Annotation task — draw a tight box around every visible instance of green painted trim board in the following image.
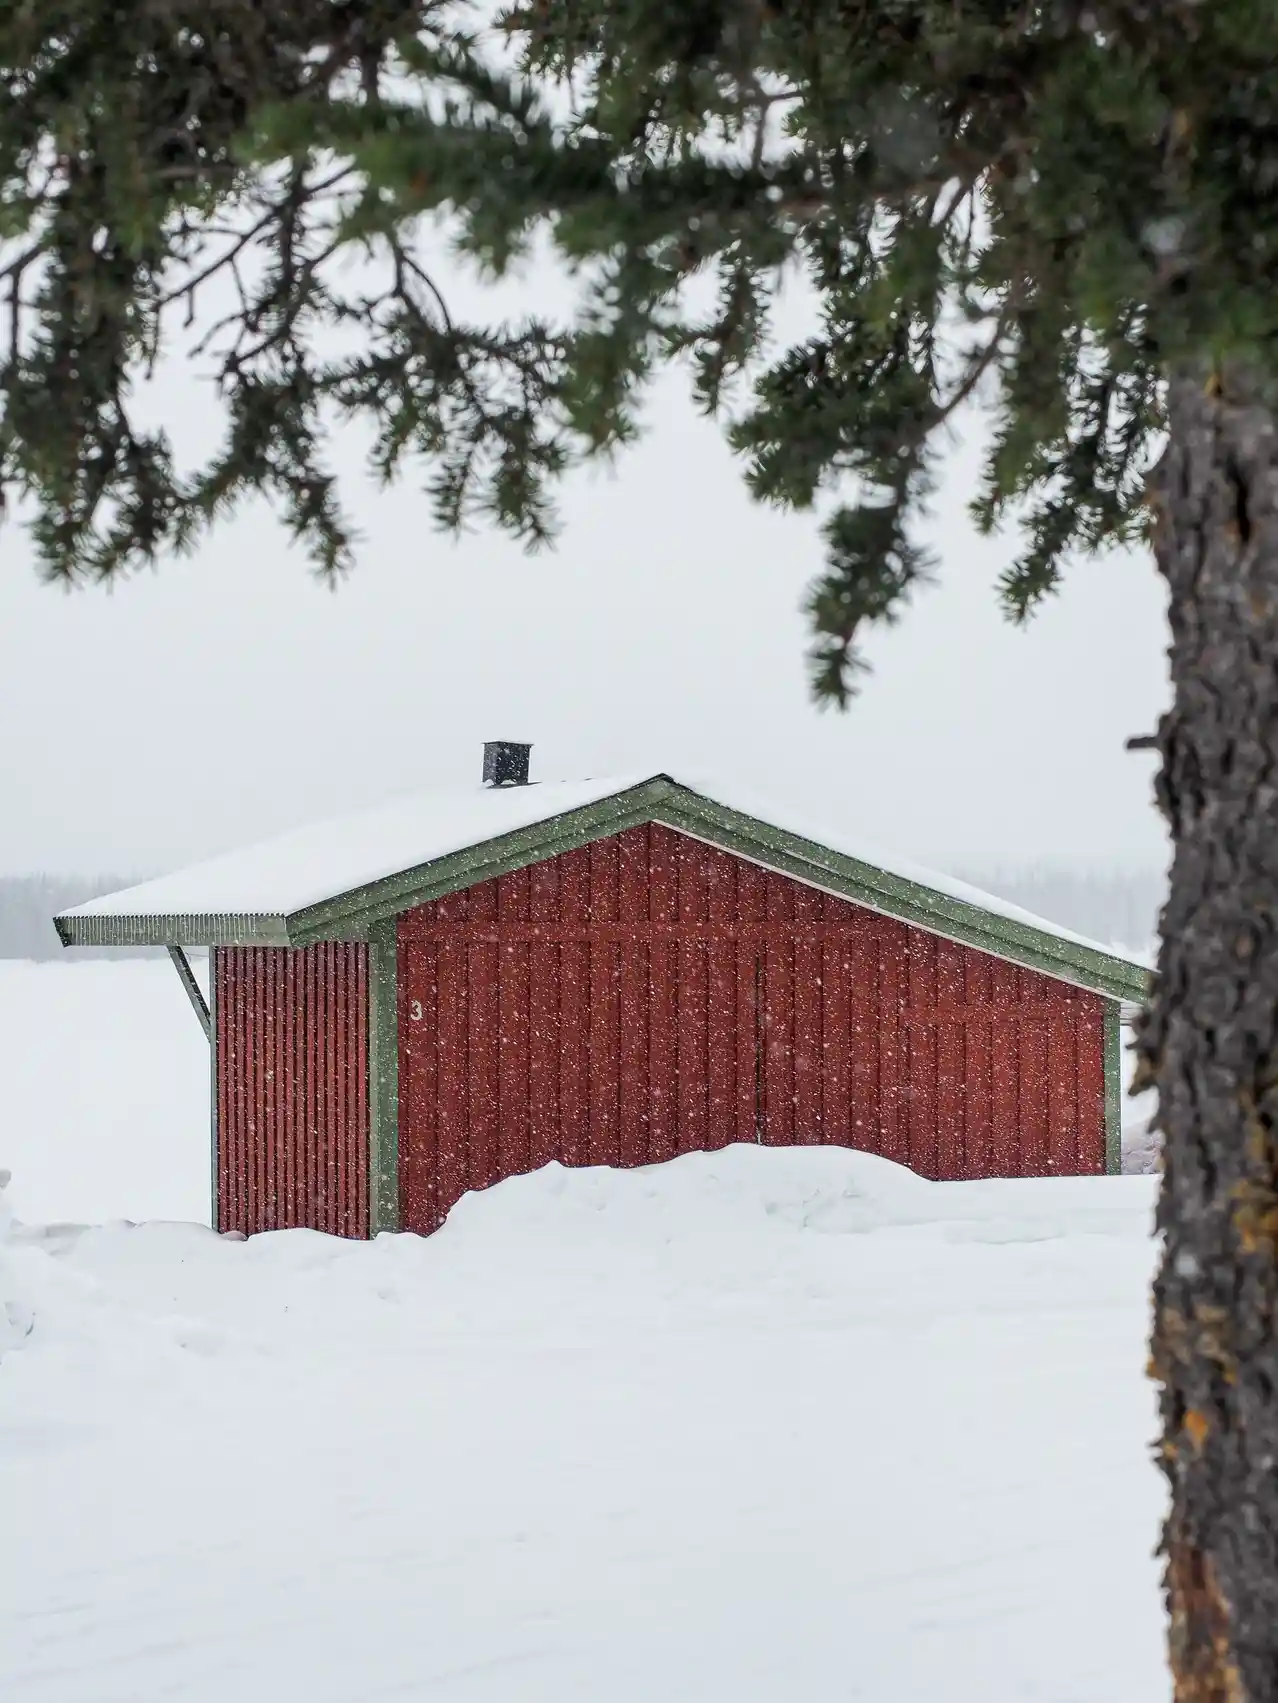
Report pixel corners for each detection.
[56,912,288,949]
[287,788,670,944]
[1104,1002,1123,1176]
[368,925,400,1234]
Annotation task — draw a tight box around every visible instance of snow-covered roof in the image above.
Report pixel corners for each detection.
[55,770,1150,999]
[64,775,644,922]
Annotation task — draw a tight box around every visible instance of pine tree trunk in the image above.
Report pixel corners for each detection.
[1143,368,1278,1703]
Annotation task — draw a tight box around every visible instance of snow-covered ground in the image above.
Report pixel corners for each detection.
[0,960,1166,1702]
[0,960,211,1224]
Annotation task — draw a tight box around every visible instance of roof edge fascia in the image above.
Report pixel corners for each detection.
[54,912,289,948]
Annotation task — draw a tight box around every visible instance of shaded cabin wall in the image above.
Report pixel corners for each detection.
[213,944,369,1237]
[397,824,1108,1236]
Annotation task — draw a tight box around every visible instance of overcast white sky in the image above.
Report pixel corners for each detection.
[0,244,1170,880]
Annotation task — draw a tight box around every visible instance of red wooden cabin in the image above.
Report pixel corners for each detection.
[57,748,1147,1238]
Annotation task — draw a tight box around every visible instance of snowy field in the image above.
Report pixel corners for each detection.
[1,960,1166,1702]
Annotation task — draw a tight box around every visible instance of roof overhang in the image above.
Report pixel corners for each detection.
[55,776,1151,1005]
[54,911,289,949]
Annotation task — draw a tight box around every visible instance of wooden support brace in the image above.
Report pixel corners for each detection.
[167,944,211,1041]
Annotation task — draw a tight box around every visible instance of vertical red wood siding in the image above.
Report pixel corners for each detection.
[397,824,1107,1234]
[214,944,369,1237]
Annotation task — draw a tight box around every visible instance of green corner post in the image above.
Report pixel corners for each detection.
[1103,1000,1123,1176]
[368,921,401,1234]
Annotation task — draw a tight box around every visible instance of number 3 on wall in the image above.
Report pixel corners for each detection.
[409,999,424,1022]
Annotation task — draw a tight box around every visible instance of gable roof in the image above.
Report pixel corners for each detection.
[55,771,1150,1003]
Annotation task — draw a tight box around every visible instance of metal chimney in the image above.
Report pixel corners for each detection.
[482,741,532,787]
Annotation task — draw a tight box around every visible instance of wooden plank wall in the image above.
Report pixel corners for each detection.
[397,824,1105,1235]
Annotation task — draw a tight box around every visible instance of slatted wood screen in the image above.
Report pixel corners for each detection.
[214,944,369,1237]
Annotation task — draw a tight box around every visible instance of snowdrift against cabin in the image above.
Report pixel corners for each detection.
[54,766,1149,1237]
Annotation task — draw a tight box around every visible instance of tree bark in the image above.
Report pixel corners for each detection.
[1142,367,1278,1703]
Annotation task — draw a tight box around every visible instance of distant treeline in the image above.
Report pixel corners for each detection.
[0,867,1165,962]
[0,875,159,961]
[961,866,1164,957]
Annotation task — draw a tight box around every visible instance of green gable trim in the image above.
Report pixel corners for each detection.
[1104,1002,1123,1176]
[652,790,1150,1004]
[54,776,1149,1004]
[285,783,675,944]
[283,777,1143,1001]
[368,923,400,1235]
